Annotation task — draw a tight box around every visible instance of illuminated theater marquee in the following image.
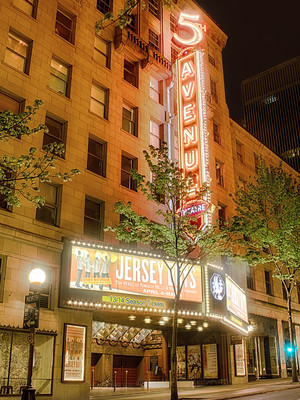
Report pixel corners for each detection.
[69,245,202,303]
[175,13,210,229]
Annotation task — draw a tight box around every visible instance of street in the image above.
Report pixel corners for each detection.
[89,386,300,400]
[233,388,300,400]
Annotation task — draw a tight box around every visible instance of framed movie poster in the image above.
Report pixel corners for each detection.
[234,343,246,376]
[177,346,186,379]
[187,345,201,379]
[62,324,86,382]
[203,343,218,379]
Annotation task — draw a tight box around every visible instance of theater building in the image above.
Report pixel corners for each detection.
[0,0,299,399]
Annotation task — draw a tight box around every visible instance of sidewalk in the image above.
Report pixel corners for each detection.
[90,377,300,399]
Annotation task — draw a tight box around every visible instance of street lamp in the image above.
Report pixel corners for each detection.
[21,268,46,400]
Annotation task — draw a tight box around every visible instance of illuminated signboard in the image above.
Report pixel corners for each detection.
[70,245,202,303]
[175,13,211,230]
[226,276,248,323]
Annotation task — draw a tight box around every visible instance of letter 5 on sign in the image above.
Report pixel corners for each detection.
[172,13,205,48]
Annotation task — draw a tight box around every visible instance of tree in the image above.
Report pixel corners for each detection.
[220,162,300,382]
[106,144,216,400]
[95,0,174,32]
[0,100,79,207]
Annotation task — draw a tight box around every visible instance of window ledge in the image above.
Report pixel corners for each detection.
[2,61,30,78]
[120,128,139,139]
[53,32,75,47]
[122,79,139,90]
[91,57,111,71]
[120,185,138,194]
[88,110,110,123]
[11,4,37,21]
[148,96,164,107]
[85,168,107,180]
[46,86,71,101]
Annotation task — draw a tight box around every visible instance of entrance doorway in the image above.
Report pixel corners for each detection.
[113,355,142,387]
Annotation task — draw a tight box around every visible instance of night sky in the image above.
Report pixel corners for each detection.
[197,0,300,120]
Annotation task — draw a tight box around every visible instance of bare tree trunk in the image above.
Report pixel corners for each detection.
[287,295,299,382]
[170,295,179,400]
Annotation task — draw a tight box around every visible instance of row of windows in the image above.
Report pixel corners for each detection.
[247,266,300,303]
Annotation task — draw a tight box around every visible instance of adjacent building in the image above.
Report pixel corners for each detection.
[0,1,299,400]
[241,56,300,172]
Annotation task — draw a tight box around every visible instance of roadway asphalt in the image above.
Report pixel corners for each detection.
[89,377,300,400]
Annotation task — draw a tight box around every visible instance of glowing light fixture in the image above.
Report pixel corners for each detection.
[28,268,46,285]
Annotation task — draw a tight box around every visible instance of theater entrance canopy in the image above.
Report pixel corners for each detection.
[60,239,249,336]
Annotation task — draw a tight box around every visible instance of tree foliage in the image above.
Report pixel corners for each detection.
[0,100,80,207]
[95,0,174,32]
[220,162,300,382]
[223,163,300,288]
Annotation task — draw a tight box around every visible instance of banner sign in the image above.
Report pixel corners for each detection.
[62,324,86,382]
[203,343,218,379]
[70,246,202,303]
[226,276,248,323]
[23,293,40,329]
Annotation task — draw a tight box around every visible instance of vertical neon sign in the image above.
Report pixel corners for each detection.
[174,14,211,230]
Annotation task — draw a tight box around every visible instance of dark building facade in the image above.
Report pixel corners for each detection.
[241,57,300,172]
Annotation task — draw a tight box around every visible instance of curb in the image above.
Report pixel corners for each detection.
[180,382,300,400]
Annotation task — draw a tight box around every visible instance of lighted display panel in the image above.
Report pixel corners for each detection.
[226,276,248,323]
[70,245,202,303]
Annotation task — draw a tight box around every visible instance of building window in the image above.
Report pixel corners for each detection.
[49,58,71,97]
[121,153,137,191]
[87,136,107,177]
[218,203,226,228]
[84,196,105,240]
[150,120,163,148]
[282,281,287,301]
[150,77,163,104]
[36,183,60,226]
[246,265,255,290]
[149,0,160,19]
[29,281,52,309]
[170,13,177,33]
[210,78,218,103]
[4,30,32,74]
[0,329,55,395]
[12,0,36,17]
[55,8,75,43]
[208,46,216,67]
[237,177,247,191]
[97,0,111,14]
[124,59,138,88]
[149,29,160,52]
[254,153,260,173]
[128,13,137,33]
[0,91,23,113]
[171,47,178,64]
[122,104,138,136]
[264,270,273,296]
[43,115,67,158]
[297,285,300,304]
[94,36,110,68]
[213,122,221,144]
[215,160,224,187]
[236,141,244,163]
[90,83,109,119]
[0,256,7,302]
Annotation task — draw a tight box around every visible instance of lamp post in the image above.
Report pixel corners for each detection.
[21,268,46,400]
